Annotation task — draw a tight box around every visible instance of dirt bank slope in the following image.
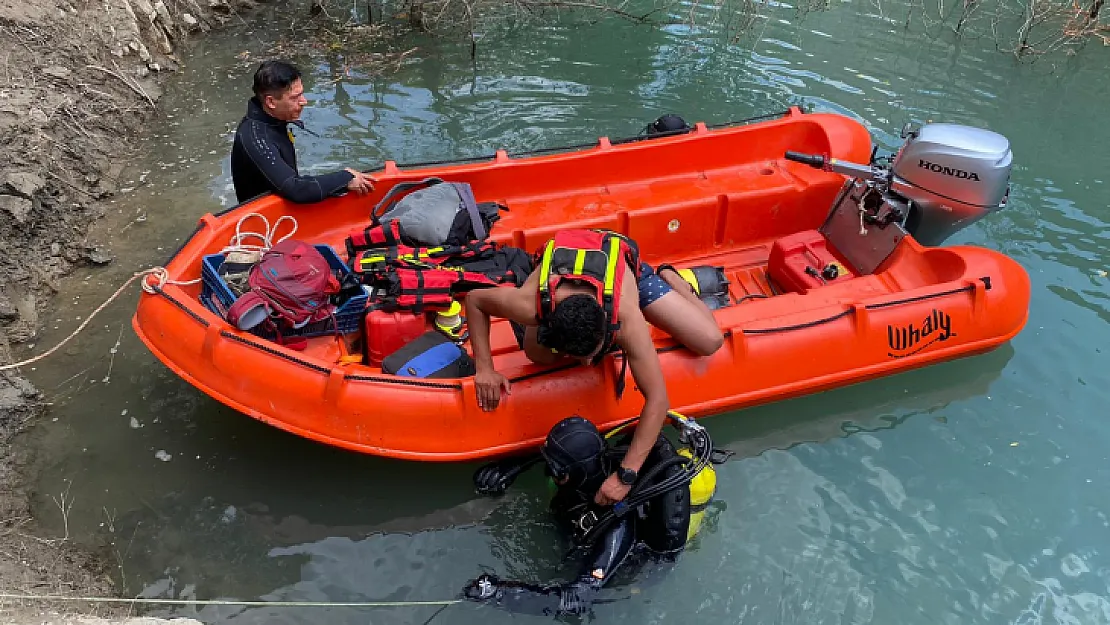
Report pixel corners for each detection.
[1,0,261,622]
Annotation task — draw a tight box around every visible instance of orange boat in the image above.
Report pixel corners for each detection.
[132,107,1030,461]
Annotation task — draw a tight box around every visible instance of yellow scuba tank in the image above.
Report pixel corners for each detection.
[678,447,717,541]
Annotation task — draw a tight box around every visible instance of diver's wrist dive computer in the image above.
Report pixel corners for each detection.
[616,466,637,485]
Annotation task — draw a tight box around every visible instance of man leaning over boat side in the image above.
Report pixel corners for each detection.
[230,59,375,205]
[464,229,726,507]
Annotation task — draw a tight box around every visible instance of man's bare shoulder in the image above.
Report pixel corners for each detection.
[520,266,541,291]
[616,264,644,320]
[513,269,541,305]
[481,269,540,324]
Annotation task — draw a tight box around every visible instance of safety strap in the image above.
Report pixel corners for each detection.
[354,240,498,274]
[451,182,486,240]
[614,352,629,399]
[599,234,623,355]
[536,239,557,318]
[601,235,621,299]
[355,245,448,272]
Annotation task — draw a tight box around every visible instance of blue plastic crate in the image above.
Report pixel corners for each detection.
[200,244,367,339]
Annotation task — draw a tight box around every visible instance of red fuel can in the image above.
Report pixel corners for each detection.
[768,230,855,294]
[364,309,429,367]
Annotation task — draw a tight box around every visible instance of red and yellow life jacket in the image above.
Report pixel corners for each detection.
[366,267,504,314]
[346,222,527,314]
[345,221,408,257]
[533,229,642,358]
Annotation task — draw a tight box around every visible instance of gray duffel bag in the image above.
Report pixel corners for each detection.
[371,177,502,246]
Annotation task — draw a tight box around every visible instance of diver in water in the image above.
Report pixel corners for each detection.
[460,412,724,616]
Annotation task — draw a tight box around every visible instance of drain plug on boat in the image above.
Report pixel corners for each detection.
[668,219,680,233]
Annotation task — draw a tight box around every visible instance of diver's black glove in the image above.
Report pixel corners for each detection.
[463,574,501,602]
[473,457,537,496]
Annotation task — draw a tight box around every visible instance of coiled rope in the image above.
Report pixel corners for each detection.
[0,592,460,608]
[0,213,296,373]
[218,213,297,255]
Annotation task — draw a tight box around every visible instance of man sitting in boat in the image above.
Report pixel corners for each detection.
[230,59,376,204]
[465,228,726,507]
[462,413,720,616]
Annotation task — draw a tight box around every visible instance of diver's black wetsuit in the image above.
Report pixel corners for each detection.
[468,515,639,616]
[465,433,693,617]
[230,97,354,204]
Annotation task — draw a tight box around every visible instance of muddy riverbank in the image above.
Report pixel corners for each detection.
[0,0,262,621]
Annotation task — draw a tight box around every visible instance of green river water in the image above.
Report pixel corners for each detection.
[18,1,1110,623]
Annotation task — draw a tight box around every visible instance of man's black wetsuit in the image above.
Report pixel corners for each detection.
[230,97,354,204]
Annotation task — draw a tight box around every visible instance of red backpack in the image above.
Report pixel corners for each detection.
[226,239,341,338]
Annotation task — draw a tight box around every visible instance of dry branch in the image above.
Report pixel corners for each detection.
[86,64,156,108]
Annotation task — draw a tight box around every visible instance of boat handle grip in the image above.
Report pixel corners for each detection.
[784,151,826,169]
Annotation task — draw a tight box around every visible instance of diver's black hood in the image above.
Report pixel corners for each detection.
[541,417,609,498]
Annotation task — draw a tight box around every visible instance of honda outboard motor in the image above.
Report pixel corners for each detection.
[783,121,1013,274]
[890,123,1012,245]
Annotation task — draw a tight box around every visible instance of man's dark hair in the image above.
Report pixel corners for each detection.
[253,60,301,99]
[537,294,607,357]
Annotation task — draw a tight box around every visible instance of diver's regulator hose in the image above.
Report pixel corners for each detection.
[577,421,714,544]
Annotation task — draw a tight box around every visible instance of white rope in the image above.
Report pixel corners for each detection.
[0,268,197,372]
[218,213,297,255]
[0,592,460,608]
[0,213,300,372]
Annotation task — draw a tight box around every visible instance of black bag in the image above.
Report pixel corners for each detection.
[382,331,477,379]
[454,246,534,287]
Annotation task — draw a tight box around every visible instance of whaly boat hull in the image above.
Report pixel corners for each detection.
[132,108,1030,461]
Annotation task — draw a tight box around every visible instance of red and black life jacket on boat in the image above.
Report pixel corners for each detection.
[533,229,642,359]
[365,267,504,313]
[345,221,408,257]
[345,223,530,314]
[350,240,497,275]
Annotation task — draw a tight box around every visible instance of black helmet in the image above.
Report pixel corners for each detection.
[646,114,692,136]
[540,416,609,495]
